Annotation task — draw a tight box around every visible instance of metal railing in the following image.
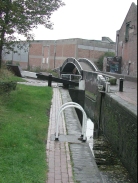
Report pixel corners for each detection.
[61,74,82,82]
[55,102,87,142]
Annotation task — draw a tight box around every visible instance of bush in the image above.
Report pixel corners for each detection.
[0,81,17,94]
[6,60,12,64]
[96,52,115,71]
[0,68,25,94]
[109,77,117,85]
[0,67,15,81]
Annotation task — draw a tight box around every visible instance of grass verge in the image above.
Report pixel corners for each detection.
[0,84,52,183]
[0,68,26,82]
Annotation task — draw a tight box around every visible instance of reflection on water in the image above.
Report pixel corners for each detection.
[86,118,94,157]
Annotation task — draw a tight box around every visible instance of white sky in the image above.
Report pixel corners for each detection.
[31,0,137,42]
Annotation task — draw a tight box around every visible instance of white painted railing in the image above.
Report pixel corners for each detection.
[55,102,87,142]
[61,74,82,81]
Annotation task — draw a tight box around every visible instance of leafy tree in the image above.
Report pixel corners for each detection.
[0,0,65,68]
[95,52,115,71]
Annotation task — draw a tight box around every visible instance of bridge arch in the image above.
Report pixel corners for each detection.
[60,57,82,75]
[60,57,99,75]
[78,58,99,72]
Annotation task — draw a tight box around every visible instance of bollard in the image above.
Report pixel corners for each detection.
[48,74,52,87]
[119,78,124,92]
[105,82,110,93]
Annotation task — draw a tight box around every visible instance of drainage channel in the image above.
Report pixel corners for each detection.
[86,119,135,183]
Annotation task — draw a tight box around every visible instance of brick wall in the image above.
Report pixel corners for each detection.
[116,3,137,77]
[49,58,54,69]
[29,43,42,55]
[43,46,49,58]
[42,46,49,70]
[78,49,90,58]
[56,45,63,57]
[12,61,28,70]
[62,44,76,57]
[49,45,54,57]
[78,49,110,63]
[27,39,115,71]
[29,58,42,69]
[55,59,64,69]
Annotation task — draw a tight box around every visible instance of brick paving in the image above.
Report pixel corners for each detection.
[46,87,74,183]
[110,80,137,107]
[115,80,137,106]
[109,80,137,115]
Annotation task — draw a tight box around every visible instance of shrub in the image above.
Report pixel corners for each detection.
[109,77,117,85]
[96,52,115,71]
[0,81,17,94]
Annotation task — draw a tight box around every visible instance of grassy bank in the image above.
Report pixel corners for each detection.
[0,68,25,82]
[0,84,52,183]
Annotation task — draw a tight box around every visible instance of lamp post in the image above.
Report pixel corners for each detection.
[54,40,56,69]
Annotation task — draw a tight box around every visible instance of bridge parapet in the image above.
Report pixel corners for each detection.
[78,58,99,72]
[60,57,82,75]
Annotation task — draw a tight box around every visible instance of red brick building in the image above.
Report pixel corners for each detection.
[3,37,115,71]
[116,2,137,77]
[28,37,115,71]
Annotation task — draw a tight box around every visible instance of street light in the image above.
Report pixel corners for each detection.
[54,40,56,69]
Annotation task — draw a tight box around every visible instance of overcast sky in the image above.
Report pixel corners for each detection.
[31,0,137,42]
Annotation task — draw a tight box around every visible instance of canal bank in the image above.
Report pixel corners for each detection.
[67,79,137,182]
[59,87,135,183]
[20,71,137,182]
[82,71,137,183]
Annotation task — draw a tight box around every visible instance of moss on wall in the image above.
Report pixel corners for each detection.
[85,92,137,182]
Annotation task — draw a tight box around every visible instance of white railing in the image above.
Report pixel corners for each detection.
[97,74,110,93]
[61,74,82,81]
[55,102,87,142]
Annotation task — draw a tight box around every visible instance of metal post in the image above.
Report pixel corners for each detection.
[48,74,52,87]
[97,92,103,137]
[105,82,110,93]
[119,78,124,92]
[54,41,56,69]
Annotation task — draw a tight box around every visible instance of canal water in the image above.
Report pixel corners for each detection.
[86,119,135,183]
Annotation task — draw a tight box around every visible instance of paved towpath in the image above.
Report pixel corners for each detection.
[45,86,104,183]
[46,87,74,183]
[109,79,137,115]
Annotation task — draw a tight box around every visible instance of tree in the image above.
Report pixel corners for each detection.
[95,52,115,71]
[0,0,65,68]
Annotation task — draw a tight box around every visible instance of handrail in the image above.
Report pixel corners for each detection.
[55,102,87,142]
[61,74,82,81]
[58,102,86,137]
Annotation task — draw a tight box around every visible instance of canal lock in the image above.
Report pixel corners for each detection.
[86,119,135,183]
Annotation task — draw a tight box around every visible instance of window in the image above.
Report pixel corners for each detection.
[125,22,131,42]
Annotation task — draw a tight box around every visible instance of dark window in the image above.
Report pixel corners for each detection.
[125,22,131,42]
